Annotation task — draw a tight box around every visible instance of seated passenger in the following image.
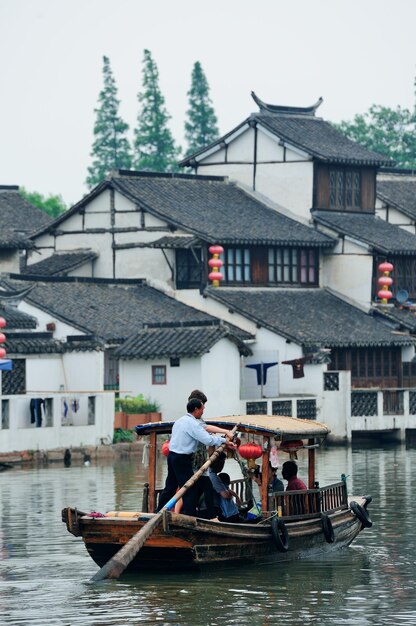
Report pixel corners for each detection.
[282,460,307,490]
[209,470,244,523]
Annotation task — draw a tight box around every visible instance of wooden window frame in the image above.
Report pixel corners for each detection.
[152,365,167,385]
[330,347,401,388]
[329,168,361,210]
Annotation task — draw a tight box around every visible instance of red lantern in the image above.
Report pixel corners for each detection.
[378,262,394,273]
[0,347,7,358]
[378,289,393,301]
[238,442,262,468]
[161,440,170,457]
[208,245,224,255]
[377,276,393,287]
[208,271,223,282]
[0,333,6,344]
[208,258,224,268]
[0,317,6,328]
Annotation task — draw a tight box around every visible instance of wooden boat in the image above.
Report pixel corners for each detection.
[62,414,373,573]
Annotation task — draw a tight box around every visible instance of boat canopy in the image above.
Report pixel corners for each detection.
[135,414,330,441]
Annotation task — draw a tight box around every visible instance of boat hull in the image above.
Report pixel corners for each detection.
[62,500,367,572]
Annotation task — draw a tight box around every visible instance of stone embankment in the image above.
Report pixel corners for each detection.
[0,441,146,466]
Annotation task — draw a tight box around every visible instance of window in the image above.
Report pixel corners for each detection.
[331,347,400,388]
[176,249,201,289]
[268,248,318,286]
[329,169,361,210]
[152,365,166,385]
[222,248,251,283]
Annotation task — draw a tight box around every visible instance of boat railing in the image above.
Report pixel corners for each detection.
[268,481,349,520]
[143,480,348,519]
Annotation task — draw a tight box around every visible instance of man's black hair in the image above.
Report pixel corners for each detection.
[187,397,203,413]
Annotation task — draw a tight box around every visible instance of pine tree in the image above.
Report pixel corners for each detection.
[86,56,132,188]
[133,49,179,172]
[185,62,219,155]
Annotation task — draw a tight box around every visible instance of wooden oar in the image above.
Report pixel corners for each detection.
[91,425,238,581]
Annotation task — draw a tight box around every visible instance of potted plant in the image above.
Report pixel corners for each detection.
[114,394,161,429]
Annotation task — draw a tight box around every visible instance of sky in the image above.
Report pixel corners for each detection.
[1,0,415,207]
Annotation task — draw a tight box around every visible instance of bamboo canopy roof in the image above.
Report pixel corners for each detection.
[135,414,330,441]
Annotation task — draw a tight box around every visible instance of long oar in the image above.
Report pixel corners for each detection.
[91,425,238,581]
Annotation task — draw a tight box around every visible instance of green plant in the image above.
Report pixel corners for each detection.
[115,394,160,414]
[113,428,136,443]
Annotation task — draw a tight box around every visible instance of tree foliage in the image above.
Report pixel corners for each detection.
[133,49,179,171]
[336,104,416,168]
[19,188,67,218]
[86,56,132,188]
[185,62,219,155]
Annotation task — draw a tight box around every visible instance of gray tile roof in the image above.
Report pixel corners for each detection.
[114,324,251,359]
[3,277,227,343]
[0,186,52,249]
[23,250,98,276]
[0,304,37,329]
[206,287,415,348]
[312,210,416,255]
[373,304,416,334]
[377,172,416,220]
[37,173,334,248]
[109,173,334,247]
[180,94,392,168]
[4,331,104,355]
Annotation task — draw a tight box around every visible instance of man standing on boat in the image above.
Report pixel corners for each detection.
[157,399,236,516]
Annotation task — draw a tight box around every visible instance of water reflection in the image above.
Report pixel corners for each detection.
[1,446,416,625]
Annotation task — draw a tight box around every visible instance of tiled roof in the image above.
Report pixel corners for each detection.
[146,236,200,249]
[114,324,251,359]
[107,173,334,247]
[312,210,416,255]
[4,332,104,355]
[373,305,416,334]
[23,250,98,276]
[0,304,37,329]
[0,186,52,249]
[180,94,392,168]
[30,171,334,248]
[206,287,415,348]
[377,172,416,220]
[3,277,225,343]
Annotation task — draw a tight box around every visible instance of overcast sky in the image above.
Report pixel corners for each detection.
[1,0,415,206]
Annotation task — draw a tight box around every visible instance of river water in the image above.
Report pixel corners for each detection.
[0,444,415,626]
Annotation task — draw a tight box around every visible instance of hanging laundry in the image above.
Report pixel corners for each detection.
[29,398,44,427]
[281,356,313,379]
[245,362,278,385]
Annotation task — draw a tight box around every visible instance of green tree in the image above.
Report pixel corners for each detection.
[133,49,179,171]
[185,61,219,155]
[86,56,132,188]
[336,104,416,168]
[20,188,67,218]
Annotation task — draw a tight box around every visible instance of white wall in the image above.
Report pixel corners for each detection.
[321,370,351,442]
[321,242,374,308]
[0,391,115,453]
[119,338,242,421]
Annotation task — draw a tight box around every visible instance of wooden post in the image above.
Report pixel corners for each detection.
[148,432,157,513]
[308,438,315,488]
[261,437,269,512]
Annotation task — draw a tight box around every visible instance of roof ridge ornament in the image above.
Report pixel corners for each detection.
[251,91,323,116]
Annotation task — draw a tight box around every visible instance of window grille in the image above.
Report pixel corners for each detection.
[296,399,317,420]
[246,401,267,415]
[324,372,339,391]
[2,359,26,395]
[272,400,292,416]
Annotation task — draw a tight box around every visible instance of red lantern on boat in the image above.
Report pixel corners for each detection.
[279,440,304,460]
[238,442,262,469]
[161,440,170,457]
